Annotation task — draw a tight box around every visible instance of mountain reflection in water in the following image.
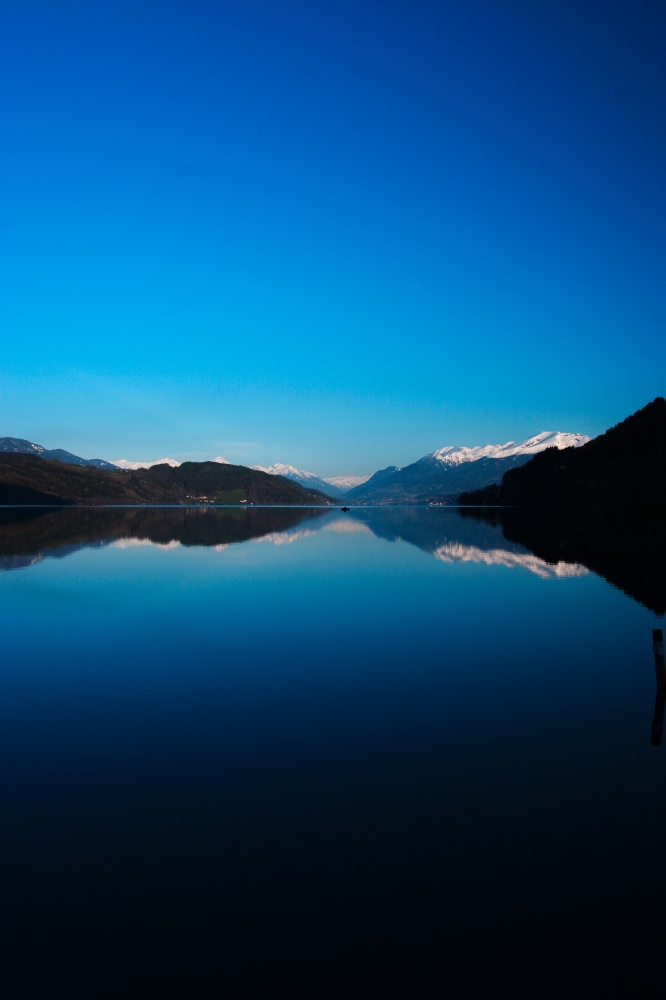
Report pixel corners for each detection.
[461,506,666,616]
[0,504,583,575]
[2,503,666,998]
[2,504,664,612]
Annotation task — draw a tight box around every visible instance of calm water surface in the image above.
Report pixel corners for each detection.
[2,506,665,997]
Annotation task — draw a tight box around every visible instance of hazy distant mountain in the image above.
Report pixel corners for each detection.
[0,436,118,470]
[346,432,589,505]
[252,463,349,497]
[324,475,371,491]
[113,456,230,470]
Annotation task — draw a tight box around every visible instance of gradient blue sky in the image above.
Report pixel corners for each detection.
[2,0,664,474]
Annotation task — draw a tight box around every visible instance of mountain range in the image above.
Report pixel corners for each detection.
[0,455,332,506]
[344,431,589,504]
[1,429,590,505]
[249,432,589,501]
[0,437,118,470]
[110,438,593,504]
[113,456,230,470]
[110,459,370,495]
[251,463,370,496]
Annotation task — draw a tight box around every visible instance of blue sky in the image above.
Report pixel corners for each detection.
[2,0,664,474]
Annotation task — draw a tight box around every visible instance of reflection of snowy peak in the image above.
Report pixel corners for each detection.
[254,527,319,546]
[432,542,588,579]
[429,432,589,467]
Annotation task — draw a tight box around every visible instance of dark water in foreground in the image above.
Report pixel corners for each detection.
[2,506,665,997]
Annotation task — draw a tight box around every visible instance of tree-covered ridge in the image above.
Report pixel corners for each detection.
[0,454,334,506]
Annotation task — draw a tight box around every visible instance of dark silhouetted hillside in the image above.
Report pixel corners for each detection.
[0,454,333,506]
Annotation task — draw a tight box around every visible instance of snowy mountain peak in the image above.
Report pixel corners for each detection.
[252,463,317,480]
[324,475,371,490]
[428,431,590,467]
[251,463,366,496]
[0,437,47,455]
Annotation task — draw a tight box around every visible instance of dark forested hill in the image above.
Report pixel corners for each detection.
[460,398,666,514]
[0,454,334,506]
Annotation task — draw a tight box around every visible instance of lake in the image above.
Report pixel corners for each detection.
[2,505,665,998]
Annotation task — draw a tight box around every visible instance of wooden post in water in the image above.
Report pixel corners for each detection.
[651,629,666,748]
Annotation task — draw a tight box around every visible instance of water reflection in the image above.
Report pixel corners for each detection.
[346,506,588,577]
[461,506,666,616]
[1,504,664,614]
[652,629,666,747]
[0,505,329,569]
[2,504,665,997]
[0,505,586,577]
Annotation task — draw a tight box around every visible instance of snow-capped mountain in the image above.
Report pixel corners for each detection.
[251,463,341,496]
[251,464,370,496]
[324,474,371,491]
[113,456,230,470]
[252,462,315,479]
[0,436,117,469]
[345,430,590,504]
[429,431,590,468]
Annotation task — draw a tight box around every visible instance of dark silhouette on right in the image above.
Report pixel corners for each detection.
[459,398,666,616]
[459,397,666,516]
